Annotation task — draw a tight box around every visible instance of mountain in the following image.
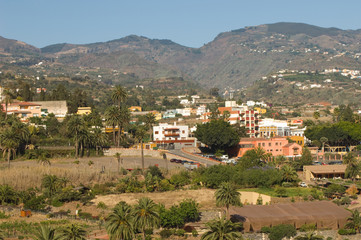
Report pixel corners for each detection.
[1,22,361,89]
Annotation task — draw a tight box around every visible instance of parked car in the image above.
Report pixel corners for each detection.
[170,158,177,163]
[220,155,229,160]
[300,182,308,187]
[175,159,182,163]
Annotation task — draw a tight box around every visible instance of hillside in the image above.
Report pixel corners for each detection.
[1,22,361,90]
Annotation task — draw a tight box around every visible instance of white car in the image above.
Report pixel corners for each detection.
[220,155,229,160]
[299,182,308,187]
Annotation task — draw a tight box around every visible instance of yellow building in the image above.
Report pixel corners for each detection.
[259,126,277,138]
[254,107,267,114]
[77,107,92,115]
[289,136,304,147]
[129,106,142,112]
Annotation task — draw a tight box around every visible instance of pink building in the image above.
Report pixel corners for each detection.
[3,102,42,122]
[238,137,302,158]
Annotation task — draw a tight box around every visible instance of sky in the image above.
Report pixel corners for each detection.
[1,0,361,48]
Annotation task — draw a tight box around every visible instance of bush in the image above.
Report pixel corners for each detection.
[159,229,173,239]
[192,229,198,237]
[170,171,191,188]
[260,226,271,233]
[146,165,164,179]
[268,224,296,240]
[281,182,294,188]
[275,186,288,197]
[24,195,46,211]
[159,199,200,228]
[299,223,316,232]
[338,228,356,235]
[341,196,351,205]
[174,229,185,236]
[0,211,10,219]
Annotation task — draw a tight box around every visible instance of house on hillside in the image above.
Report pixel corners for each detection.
[4,101,41,121]
[32,101,67,118]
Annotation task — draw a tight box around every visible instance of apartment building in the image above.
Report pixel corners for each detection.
[153,122,196,149]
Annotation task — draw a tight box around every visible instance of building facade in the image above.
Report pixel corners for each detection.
[153,122,195,149]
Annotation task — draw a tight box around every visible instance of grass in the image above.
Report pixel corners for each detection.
[238,187,314,198]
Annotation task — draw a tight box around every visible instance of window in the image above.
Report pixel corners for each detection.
[155,131,159,134]
[182,130,185,134]
[268,143,271,147]
[275,142,278,146]
[262,143,265,147]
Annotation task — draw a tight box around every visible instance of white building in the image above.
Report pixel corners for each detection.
[196,105,207,116]
[153,122,195,149]
[259,118,290,137]
[176,108,191,117]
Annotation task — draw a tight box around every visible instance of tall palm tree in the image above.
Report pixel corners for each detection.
[106,201,134,240]
[33,224,60,240]
[133,197,160,240]
[344,152,360,182]
[135,126,147,171]
[281,165,298,182]
[295,231,324,240]
[0,127,19,168]
[105,106,120,146]
[58,224,86,240]
[215,182,241,219]
[201,217,242,240]
[2,89,13,120]
[117,106,130,147]
[345,209,361,233]
[67,115,84,158]
[93,128,108,156]
[143,113,156,141]
[112,85,128,108]
[254,146,272,162]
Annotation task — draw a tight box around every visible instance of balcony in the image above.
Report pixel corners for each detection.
[164,133,180,137]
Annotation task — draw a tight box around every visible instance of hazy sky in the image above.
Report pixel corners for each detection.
[1,0,361,48]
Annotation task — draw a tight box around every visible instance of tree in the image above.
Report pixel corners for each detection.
[117,106,130,146]
[105,106,120,146]
[215,182,241,219]
[201,217,242,240]
[66,115,84,158]
[133,197,160,240]
[92,128,108,156]
[42,174,61,198]
[313,111,320,119]
[2,89,14,120]
[0,184,18,205]
[58,224,86,240]
[209,88,219,97]
[344,153,360,182]
[345,209,361,233]
[112,85,128,108]
[134,126,147,171]
[195,119,240,152]
[143,113,156,141]
[106,202,134,240]
[281,165,298,183]
[0,127,20,168]
[33,224,60,240]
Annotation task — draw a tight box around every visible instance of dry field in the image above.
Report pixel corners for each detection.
[93,188,217,209]
[0,155,182,190]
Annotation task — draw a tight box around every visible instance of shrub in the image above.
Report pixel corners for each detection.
[159,229,173,239]
[158,179,175,192]
[0,211,10,219]
[24,195,46,211]
[96,202,107,210]
[338,228,356,235]
[341,196,351,205]
[174,229,185,236]
[275,186,288,197]
[147,165,164,179]
[170,171,191,187]
[260,226,271,233]
[268,224,296,240]
[299,223,316,232]
[281,182,294,188]
[191,229,198,237]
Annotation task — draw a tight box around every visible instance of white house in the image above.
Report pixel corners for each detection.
[153,122,195,149]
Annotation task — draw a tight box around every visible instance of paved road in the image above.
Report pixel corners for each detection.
[169,149,219,166]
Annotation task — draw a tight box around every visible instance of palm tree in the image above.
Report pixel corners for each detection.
[134,126,147,171]
[93,128,108,156]
[0,184,18,205]
[112,85,128,108]
[0,230,4,240]
[133,197,160,240]
[0,128,19,168]
[345,209,361,233]
[117,106,130,147]
[201,217,243,240]
[2,89,13,120]
[215,182,241,219]
[295,231,324,240]
[344,153,360,182]
[115,153,122,174]
[253,146,272,162]
[58,224,86,240]
[105,106,120,146]
[281,165,298,182]
[42,174,61,198]
[67,115,84,158]
[105,201,134,240]
[33,224,60,240]
[143,113,156,141]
